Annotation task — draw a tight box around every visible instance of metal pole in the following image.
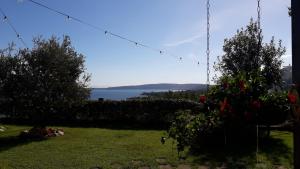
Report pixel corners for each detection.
[292,0,300,168]
[206,0,210,91]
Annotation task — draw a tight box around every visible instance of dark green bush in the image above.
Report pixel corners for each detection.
[73,99,202,127]
[0,99,202,128]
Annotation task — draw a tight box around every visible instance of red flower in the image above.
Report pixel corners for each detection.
[199,95,206,103]
[220,98,229,114]
[223,82,229,89]
[251,100,261,110]
[239,80,245,92]
[288,92,297,104]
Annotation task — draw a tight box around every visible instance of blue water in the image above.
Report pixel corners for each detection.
[90,89,167,100]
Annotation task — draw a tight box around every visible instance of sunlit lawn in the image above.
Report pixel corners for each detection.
[0,125,293,169]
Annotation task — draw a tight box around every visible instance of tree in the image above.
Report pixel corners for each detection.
[215,19,286,88]
[0,36,90,127]
[0,43,20,117]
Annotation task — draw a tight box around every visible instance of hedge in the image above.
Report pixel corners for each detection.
[0,99,203,128]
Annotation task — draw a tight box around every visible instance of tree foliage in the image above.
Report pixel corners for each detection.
[0,36,90,126]
[215,19,286,88]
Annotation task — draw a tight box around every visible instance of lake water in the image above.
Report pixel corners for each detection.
[90,89,167,100]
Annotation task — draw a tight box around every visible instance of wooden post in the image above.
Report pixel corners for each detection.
[292,0,300,168]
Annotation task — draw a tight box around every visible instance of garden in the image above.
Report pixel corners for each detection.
[0,18,298,169]
[0,125,293,169]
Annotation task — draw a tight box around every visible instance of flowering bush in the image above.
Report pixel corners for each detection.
[288,85,300,121]
[165,72,290,154]
[208,73,266,125]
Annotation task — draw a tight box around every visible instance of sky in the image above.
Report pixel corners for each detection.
[0,0,291,87]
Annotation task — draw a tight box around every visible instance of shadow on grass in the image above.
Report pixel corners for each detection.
[1,118,170,130]
[0,119,170,131]
[0,136,46,153]
[189,136,292,168]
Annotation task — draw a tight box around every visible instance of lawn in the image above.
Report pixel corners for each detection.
[0,125,293,169]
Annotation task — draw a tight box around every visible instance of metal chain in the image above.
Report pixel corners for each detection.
[257,0,261,31]
[257,0,262,59]
[256,0,261,164]
[206,0,210,91]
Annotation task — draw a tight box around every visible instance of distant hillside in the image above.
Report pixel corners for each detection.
[100,83,207,91]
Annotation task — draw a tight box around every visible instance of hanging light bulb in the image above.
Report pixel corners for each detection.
[135,42,138,46]
[17,34,20,38]
[65,15,71,21]
[3,16,7,22]
[159,51,163,54]
[179,57,182,60]
[104,30,108,35]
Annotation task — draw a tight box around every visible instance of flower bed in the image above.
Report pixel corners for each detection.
[19,127,64,139]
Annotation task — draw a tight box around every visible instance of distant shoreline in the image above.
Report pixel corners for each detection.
[91,83,206,91]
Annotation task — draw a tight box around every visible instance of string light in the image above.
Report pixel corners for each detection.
[1,0,208,67]
[24,0,206,64]
[0,7,28,48]
[66,15,71,21]
[3,15,7,22]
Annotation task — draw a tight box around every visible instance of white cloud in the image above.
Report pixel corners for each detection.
[163,2,244,48]
[164,33,205,47]
[163,0,289,49]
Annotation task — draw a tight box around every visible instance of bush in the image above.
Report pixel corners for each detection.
[165,73,291,154]
[166,110,222,155]
[0,99,202,129]
[72,99,202,128]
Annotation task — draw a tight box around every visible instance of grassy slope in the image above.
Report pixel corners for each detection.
[0,125,293,169]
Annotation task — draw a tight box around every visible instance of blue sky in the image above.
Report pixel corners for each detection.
[0,0,291,87]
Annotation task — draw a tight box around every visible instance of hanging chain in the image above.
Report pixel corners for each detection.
[257,0,262,59]
[257,0,261,31]
[256,0,261,164]
[206,0,210,91]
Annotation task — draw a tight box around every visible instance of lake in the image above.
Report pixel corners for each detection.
[90,89,167,100]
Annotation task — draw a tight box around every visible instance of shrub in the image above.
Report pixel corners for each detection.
[166,109,222,156]
[72,99,202,128]
[165,73,290,154]
[1,99,202,128]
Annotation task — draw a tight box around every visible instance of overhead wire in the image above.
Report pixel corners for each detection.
[0,7,28,48]
[26,0,195,63]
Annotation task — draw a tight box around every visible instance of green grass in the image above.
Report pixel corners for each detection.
[0,125,294,169]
